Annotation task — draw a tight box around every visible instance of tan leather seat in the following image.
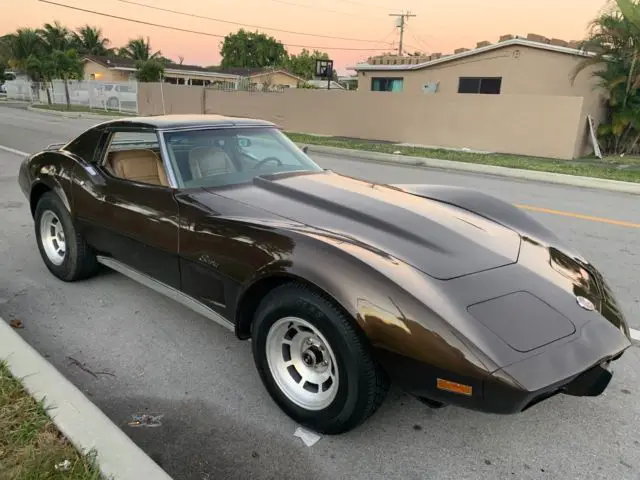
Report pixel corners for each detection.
[108,149,169,186]
[188,146,233,179]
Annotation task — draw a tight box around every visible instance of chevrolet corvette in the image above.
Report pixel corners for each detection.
[17,114,632,434]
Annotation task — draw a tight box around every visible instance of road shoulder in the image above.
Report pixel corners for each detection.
[27,104,124,121]
[0,316,173,480]
[301,144,640,195]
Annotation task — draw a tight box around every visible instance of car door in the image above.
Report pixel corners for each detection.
[72,126,181,289]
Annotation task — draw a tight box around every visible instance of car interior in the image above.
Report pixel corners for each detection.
[99,128,320,189]
[106,148,169,186]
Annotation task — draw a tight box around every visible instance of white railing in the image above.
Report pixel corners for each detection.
[2,79,139,114]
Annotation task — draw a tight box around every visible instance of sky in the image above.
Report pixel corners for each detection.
[2,0,612,74]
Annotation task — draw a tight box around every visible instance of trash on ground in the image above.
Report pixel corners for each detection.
[128,413,164,428]
[9,319,23,329]
[293,426,321,447]
[54,459,71,471]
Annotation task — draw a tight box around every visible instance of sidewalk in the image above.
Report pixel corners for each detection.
[297,143,640,195]
[0,316,173,480]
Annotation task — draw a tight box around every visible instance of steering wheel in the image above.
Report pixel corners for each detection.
[253,156,283,169]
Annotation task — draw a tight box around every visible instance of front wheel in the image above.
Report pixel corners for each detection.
[251,282,389,434]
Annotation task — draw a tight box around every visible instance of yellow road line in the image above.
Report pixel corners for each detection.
[515,204,640,229]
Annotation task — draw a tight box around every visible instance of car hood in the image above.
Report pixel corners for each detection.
[209,170,522,280]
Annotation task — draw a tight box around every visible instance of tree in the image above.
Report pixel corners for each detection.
[4,28,45,73]
[73,25,113,56]
[219,29,288,68]
[286,49,333,80]
[571,0,640,154]
[50,49,84,109]
[38,21,73,52]
[134,59,165,82]
[24,54,56,104]
[0,34,12,65]
[118,37,162,61]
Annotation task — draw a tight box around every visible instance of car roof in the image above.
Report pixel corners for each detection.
[96,114,279,131]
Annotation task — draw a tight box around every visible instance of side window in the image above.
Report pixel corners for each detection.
[63,128,104,163]
[102,131,169,187]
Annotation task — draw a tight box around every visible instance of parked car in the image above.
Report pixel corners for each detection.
[95,83,137,109]
[17,114,633,434]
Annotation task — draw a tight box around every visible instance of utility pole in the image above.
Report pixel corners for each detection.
[388,11,416,56]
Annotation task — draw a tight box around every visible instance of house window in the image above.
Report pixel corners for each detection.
[371,77,404,92]
[458,77,502,94]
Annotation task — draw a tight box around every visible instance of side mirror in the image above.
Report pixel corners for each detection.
[302,145,309,154]
[238,137,252,147]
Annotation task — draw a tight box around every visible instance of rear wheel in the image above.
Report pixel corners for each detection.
[34,192,98,281]
[251,282,389,434]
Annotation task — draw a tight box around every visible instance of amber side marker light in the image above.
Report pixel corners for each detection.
[437,378,473,396]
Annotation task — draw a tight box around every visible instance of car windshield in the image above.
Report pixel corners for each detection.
[162,126,323,189]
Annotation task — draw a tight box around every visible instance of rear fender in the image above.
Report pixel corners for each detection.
[29,179,71,216]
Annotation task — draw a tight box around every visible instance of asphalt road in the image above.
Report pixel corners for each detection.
[1,105,639,480]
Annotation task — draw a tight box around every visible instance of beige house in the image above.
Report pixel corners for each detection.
[83,55,240,85]
[351,34,596,98]
[82,56,304,89]
[205,67,306,89]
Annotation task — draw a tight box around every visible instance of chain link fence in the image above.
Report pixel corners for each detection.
[1,79,139,114]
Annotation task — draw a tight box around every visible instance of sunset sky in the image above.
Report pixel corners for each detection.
[2,0,611,74]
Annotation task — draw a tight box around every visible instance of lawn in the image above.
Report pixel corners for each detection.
[286,132,640,184]
[0,361,102,479]
[31,103,134,116]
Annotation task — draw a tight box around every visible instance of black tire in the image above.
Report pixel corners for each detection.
[34,191,99,282]
[107,97,119,109]
[251,282,389,434]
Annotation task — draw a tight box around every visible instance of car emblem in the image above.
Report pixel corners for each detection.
[576,296,595,311]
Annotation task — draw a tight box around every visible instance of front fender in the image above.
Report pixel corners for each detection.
[236,226,500,380]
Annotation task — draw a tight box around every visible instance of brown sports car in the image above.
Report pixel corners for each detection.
[18,115,632,434]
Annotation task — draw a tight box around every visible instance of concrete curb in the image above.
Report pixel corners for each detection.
[0,317,173,480]
[300,144,640,195]
[27,104,125,121]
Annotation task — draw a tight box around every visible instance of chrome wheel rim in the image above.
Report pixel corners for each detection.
[39,210,66,265]
[265,317,339,411]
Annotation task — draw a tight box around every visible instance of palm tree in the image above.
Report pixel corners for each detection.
[73,25,113,56]
[36,22,84,110]
[50,49,84,109]
[0,34,12,64]
[118,37,161,61]
[4,28,45,72]
[570,0,640,154]
[38,21,72,52]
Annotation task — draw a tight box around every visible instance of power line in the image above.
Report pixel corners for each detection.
[115,0,391,44]
[405,26,431,53]
[331,0,401,11]
[261,0,389,19]
[37,0,392,51]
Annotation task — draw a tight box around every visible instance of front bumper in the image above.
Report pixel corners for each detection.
[375,313,630,414]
